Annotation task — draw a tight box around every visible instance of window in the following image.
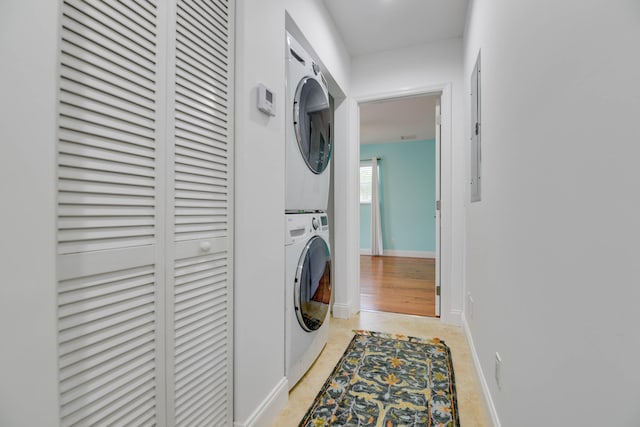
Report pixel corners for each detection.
[360,162,372,203]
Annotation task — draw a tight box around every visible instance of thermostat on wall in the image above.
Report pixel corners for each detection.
[257,83,275,116]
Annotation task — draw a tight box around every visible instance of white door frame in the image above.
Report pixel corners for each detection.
[349,82,453,322]
[435,100,442,316]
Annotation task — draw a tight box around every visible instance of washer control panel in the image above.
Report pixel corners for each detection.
[310,214,328,232]
[319,214,328,232]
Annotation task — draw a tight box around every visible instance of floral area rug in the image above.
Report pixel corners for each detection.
[299,330,459,427]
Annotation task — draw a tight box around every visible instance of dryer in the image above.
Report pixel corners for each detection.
[285,32,333,212]
[285,212,332,389]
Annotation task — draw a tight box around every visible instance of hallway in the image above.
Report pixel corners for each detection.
[3,1,639,426]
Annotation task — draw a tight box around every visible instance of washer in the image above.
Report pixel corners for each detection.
[285,32,333,212]
[285,212,332,389]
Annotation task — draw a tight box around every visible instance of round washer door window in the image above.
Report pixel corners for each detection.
[294,236,332,332]
[293,77,332,175]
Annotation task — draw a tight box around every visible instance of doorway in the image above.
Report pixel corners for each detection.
[357,93,442,317]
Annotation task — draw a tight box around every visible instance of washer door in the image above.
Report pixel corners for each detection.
[294,236,332,332]
[293,77,332,174]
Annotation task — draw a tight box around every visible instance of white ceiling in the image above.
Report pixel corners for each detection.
[322,0,469,57]
[321,0,467,145]
[359,95,439,144]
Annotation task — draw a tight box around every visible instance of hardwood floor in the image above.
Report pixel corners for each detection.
[360,255,436,317]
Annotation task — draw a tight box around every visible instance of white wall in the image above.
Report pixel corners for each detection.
[0,1,59,425]
[463,1,640,425]
[234,0,288,424]
[351,39,466,324]
[234,1,351,425]
[331,97,360,317]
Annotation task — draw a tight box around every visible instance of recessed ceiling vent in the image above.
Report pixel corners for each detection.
[400,134,417,140]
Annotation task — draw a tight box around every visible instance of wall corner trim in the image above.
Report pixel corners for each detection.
[462,315,502,427]
[332,302,351,319]
[234,377,288,427]
[441,309,462,326]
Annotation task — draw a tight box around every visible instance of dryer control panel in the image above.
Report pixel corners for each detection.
[319,214,328,232]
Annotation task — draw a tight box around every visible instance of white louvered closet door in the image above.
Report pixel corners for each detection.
[56,0,233,426]
[167,0,234,425]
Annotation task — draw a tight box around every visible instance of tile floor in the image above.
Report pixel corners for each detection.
[272,310,491,426]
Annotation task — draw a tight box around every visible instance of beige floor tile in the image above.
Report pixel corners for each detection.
[272,311,491,426]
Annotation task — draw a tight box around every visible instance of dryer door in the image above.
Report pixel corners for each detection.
[294,236,332,332]
[293,77,332,174]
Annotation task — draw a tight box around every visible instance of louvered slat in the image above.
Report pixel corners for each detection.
[175,134,228,158]
[173,249,229,426]
[174,0,230,244]
[175,16,227,76]
[59,83,155,124]
[62,1,156,71]
[176,74,227,107]
[59,165,154,189]
[57,0,161,425]
[178,0,228,53]
[58,265,157,426]
[58,0,158,255]
[175,112,227,144]
[81,0,156,43]
[58,116,155,150]
[59,53,154,103]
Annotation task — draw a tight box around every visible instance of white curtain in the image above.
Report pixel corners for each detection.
[370,158,383,256]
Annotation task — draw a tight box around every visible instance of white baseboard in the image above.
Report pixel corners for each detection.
[384,250,435,258]
[462,314,501,427]
[359,249,436,259]
[332,302,351,319]
[234,377,288,427]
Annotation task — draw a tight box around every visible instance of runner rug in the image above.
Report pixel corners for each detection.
[299,330,459,427]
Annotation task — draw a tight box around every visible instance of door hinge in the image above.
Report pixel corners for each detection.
[436,286,441,296]
[436,200,441,211]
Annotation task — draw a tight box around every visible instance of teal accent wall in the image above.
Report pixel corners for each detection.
[360,139,436,253]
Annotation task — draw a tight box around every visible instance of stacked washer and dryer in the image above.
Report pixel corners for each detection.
[284,32,333,389]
